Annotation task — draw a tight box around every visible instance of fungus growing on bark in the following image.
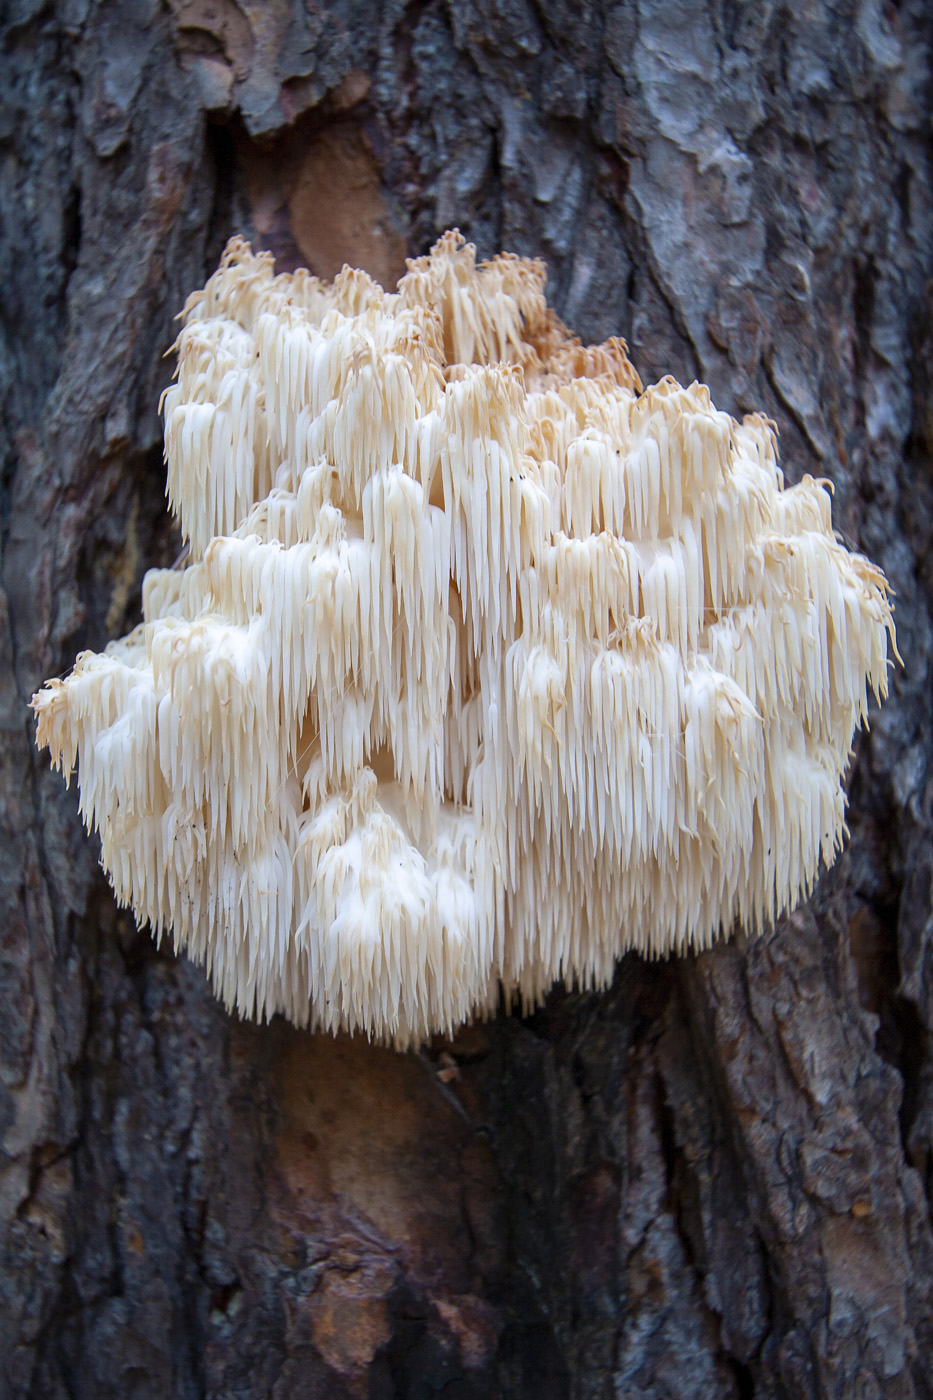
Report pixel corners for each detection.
[33,232,896,1046]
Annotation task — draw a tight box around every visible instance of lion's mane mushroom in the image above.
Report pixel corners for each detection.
[33,232,896,1046]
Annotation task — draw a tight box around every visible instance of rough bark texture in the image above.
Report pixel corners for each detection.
[2,1,932,1396]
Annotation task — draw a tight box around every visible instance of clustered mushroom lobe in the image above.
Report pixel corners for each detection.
[33,232,896,1047]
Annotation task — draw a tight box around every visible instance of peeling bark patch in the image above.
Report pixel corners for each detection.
[287,128,407,286]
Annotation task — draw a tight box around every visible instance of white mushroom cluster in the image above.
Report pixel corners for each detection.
[33,232,896,1046]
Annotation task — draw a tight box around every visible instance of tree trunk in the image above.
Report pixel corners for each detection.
[2,1,932,1395]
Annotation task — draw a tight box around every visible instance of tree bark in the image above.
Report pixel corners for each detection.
[2,1,932,1396]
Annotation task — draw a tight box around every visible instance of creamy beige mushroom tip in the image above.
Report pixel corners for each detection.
[32,230,897,1047]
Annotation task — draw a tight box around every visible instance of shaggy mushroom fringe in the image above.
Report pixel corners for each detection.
[33,232,896,1046]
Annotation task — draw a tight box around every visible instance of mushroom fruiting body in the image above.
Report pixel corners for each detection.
[33,233,896,1046]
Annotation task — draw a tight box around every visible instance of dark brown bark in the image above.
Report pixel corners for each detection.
[2,1,932,1395]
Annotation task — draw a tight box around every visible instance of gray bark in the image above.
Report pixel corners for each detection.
[1,0,932,1395]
